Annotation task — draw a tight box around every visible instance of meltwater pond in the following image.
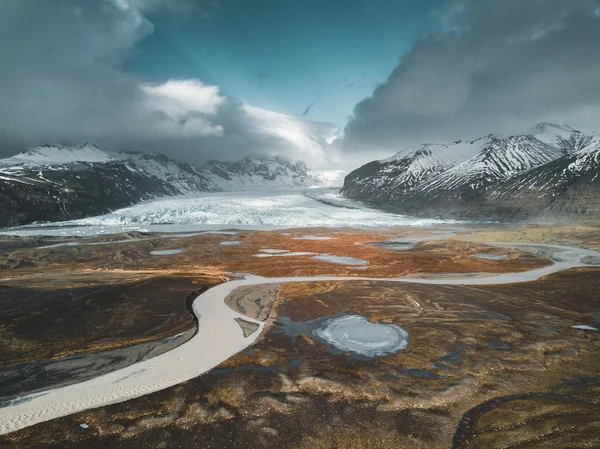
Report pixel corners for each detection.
[473,253,509,260]
[370,241,417,251]
[312,254,369,266]
[281,313,409,358]
[150,249,183,256]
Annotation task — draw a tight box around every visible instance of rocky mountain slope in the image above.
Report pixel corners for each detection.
[341,124,600,221]
[204,156,333,190]
[0,144,330,228]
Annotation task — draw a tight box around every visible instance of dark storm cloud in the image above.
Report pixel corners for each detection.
[344,0,600,153]
[0,0,336,167]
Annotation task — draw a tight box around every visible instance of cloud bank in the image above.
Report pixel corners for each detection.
[344,0,600,154]
[0,0,338,168]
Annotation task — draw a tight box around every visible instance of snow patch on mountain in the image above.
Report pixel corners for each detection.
[204,156,335,190]
[341,123,600,221]
[2,144,116,166]
[0,143,336,194]
[415,135,561,194]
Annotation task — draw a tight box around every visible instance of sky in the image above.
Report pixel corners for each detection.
[0,0,599,170]
[127,0,443,125]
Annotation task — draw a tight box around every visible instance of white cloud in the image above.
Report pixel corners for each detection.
[0,1,339,169]
[142,79,225,116]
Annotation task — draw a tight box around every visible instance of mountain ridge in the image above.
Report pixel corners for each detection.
[0,144,335,228]
[340,123,600,222]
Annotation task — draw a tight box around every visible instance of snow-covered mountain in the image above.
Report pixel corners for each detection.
[341,124,600,221]
[203,156,337,190]
[340,138,490,201]
[413,135,562,197]
[0,144,333,228]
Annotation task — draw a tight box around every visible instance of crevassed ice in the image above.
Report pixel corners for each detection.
[5,190,455,237]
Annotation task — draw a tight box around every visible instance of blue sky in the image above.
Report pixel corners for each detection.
[127,0,445,126]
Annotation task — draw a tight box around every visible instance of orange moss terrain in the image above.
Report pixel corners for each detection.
[1,224,599,448]
[0,227,551,279]
[0,272,224,366]
[0,226,549,365]
[3,267,599,449]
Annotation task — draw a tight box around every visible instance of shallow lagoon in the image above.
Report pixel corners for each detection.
[473,253,509,260]
[150,249,183,256]
[370,241,416,251]
[312,254,369,266]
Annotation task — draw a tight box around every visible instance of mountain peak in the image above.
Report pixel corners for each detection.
[529,122,579,135]
[528,123,582,148]
[5,143,115,165]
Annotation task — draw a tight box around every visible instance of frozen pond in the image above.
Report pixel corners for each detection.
[254,251,316,258]
[38,239,140,249]
[150,249,183,256]
[315,314,409,357]
[571,325,598,331]
[312,254,369,266]
[220,241,242,246]
[292,235,334,241]
[370,241,416,251]
[37,242,81,249]
[473,253,509,260]
[162,232,206,239]
[282,313,409,358]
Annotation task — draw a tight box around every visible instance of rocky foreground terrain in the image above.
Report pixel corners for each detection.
[0,224,599,448]
[341,123,600,222]
[0,144,334,228]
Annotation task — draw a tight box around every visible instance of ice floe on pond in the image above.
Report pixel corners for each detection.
[312,254,369,266]
[571,324,598,331]
[314,314,409,357]
[220,241,242,246]
[281,313,409,358]
[150,249,183,256]
[473,253,509,260]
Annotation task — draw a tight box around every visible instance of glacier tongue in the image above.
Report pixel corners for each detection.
[2,189,454,237]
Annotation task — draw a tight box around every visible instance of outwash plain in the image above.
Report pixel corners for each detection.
[0,224,599,448]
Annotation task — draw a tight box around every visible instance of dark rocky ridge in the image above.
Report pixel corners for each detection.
[0,162,183,228]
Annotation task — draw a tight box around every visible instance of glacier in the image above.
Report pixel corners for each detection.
[3,189,454,237]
